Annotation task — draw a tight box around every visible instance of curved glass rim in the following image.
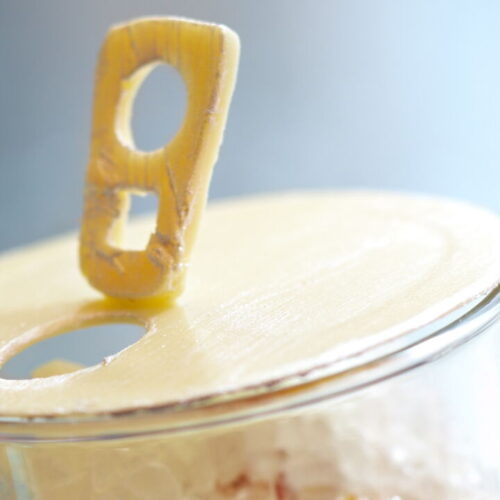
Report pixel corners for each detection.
[0,285,499,443]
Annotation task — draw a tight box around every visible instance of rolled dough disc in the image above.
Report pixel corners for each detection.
[0,191,499,417]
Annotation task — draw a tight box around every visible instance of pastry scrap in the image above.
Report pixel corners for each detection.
[80,17,240,299]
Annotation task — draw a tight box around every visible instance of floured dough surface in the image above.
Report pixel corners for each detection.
[0,191,499,417]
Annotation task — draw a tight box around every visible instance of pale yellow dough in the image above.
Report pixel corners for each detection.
[0,191,500,417]
[80,17,240,299]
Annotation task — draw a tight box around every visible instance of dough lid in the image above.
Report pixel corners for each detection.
[1,191,499,418]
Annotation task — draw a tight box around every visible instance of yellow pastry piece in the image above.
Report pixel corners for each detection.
[31,359,85,378]
[80,17,240,299]
[2,191,500,417]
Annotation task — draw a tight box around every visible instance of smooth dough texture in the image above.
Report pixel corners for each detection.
[0,191,499,417]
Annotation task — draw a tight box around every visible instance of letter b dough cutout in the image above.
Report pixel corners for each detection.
[80,17,240,299]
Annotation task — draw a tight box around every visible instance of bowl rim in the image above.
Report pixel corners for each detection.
[0,284,499,443]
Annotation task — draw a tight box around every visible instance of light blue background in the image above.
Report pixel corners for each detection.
[1,0,500,252]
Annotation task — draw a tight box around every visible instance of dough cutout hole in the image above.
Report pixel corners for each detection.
[0,322,146,380]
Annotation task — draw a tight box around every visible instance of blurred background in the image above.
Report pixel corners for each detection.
[1,0,500,252]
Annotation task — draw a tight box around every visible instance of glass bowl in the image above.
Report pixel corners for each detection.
[0,286,499,499]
